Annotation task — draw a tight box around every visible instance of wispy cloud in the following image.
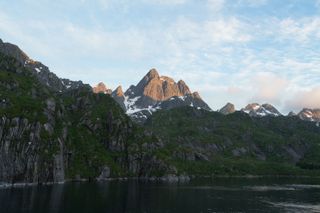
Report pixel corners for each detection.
[0,0,319,113]
[285,87,320,112]
[278,17,320,42]
[207,0,225,12]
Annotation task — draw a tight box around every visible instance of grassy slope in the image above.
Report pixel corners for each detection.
[146,107,320,176]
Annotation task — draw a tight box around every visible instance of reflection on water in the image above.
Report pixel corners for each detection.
[0,178,320,213]
[267,202,320,213]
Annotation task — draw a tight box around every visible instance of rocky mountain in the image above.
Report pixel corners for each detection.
[241,103,282,117]
[93,82,112,94]
[219,103,235,115]
[110,68,211,122]
[0,39,88,93]
[0,40,174,184]
[1,39,320,185]
[219,103,320,126]
[288,111,297,117]
[111,86,126,110]
[298,108,320,122]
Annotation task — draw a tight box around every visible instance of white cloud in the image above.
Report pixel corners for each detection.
[207,0,225,12]
[278,17,320,42]
[250,73,288,105]
[1,3,319,114]
[63,24,149,60]
[204,19,252,42]
[285,87,320,112]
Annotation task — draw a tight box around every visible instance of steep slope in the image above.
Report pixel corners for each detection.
[146,107,320,176]
[0,39,88,93]
[0,44,173,184]
[112,69,211,122]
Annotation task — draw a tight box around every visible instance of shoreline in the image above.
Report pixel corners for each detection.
[1,174,319,189]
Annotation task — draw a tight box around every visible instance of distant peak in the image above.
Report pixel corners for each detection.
[146,68,160,80]
[219,102,235,115]
[177,80,191,95]
[298,108,320,122]
[93,82,111,94]
[115,85,122,91]
[192,92,201,99]
[113,85,124,97]
[97,82,106,87]
[177,80,186,85]
[242,103,281,117]
[288,111,296,117]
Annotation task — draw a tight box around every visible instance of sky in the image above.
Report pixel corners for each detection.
[0,0,320,113]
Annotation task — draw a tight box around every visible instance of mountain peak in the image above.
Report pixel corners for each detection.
[112,85,124,97]
[177,80,191,95]
[192,91,201,99]
[288,111,297,117]
[133,68,195,102]
[298,108,320,122]
[146,68,160,80]
[242,103,281,117]
[93,82,112,94]
[0,39,31,65]
[116,68,211,122]
[219,103,235,115]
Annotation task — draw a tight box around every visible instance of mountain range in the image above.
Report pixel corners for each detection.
[93,78,320,124]
[1,39,320,185]
[94,69,211,122]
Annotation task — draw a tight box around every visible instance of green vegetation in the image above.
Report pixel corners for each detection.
[1,50,320,181]
[0,52,159,180]
[0,55,49,122]
[145,107,320,176]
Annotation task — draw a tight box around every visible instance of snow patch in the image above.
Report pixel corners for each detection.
[178,96,186,101]
[253,105,260,110]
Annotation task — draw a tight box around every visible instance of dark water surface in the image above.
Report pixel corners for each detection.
[1,177,320,213]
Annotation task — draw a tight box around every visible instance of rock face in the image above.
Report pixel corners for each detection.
[298,108,320,122]
[146,107,320,175]
[241,103,282,117]
[130,69,192,101]
[93,82,112,94]
[112,68,211,122]
[2,38,320,183]
[0,39,88,93]
[0,40,173,184]
[111,86,126,110]
[219,103,235,115]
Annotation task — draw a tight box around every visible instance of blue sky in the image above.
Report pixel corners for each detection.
[1,0,320,113]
